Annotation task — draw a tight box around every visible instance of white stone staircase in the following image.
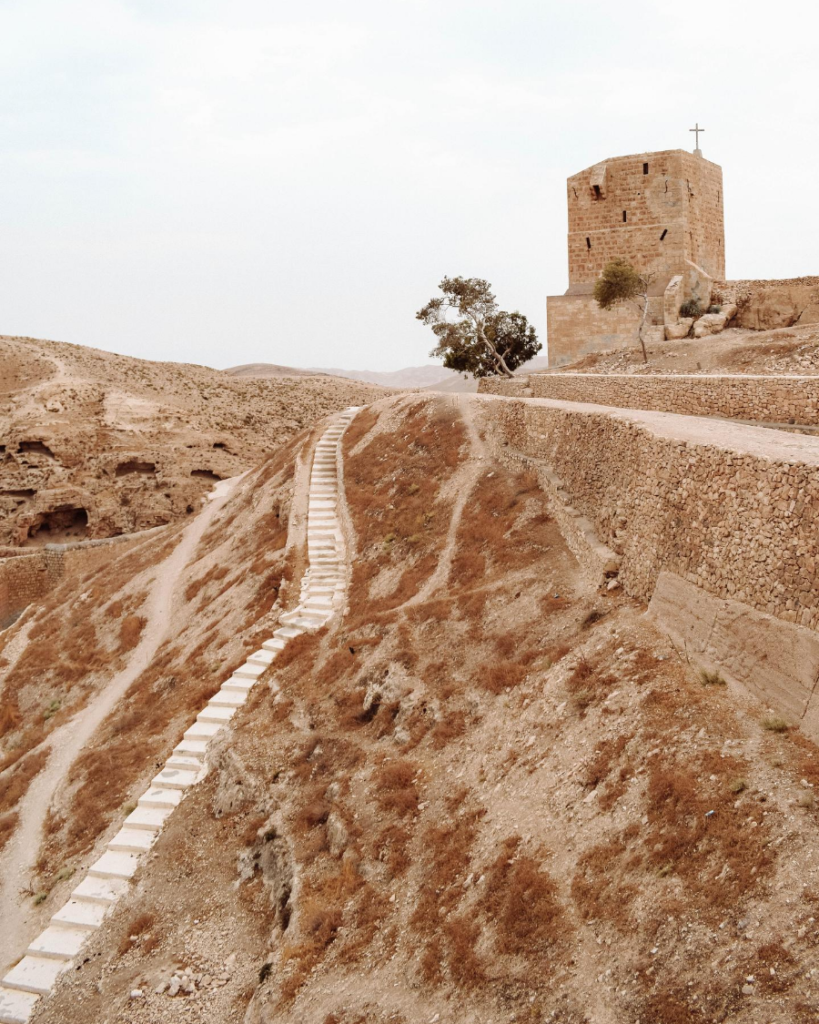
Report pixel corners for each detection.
[0,408,360,1024]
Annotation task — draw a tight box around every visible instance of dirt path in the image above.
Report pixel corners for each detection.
[407,393,488,606]
[0,478,238,973]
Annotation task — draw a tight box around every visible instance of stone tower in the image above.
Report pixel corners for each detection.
[547,149,726,365]
[567,150,725,284]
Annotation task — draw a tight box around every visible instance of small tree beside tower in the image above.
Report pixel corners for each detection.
[593,257,654,363]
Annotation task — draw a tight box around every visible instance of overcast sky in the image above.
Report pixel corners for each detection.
[1,0,817,371]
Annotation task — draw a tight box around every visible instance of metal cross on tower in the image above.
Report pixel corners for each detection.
[689,123,705,153]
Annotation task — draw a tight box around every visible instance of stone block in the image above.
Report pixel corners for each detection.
[0,984,40,1023]
[88,851,141,879]
[665,318,693,339]
[71,875,128,905]
[51,899,108,930]
[27,926,88,961]
[2,956,67,995]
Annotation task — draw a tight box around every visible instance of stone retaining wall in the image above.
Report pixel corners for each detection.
[479,372,819,428]
[0,528,168,629]
[479,395,819,630]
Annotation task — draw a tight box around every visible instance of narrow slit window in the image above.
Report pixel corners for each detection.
[593,184,601,199]
[660,229,668,240]
[643,162,649,174]
[586,237,591,250]
[622,211,627,222]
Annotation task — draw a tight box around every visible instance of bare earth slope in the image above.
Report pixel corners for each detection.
[0,335,389,546]
[17,394,819,1024]
[552,323,819,377]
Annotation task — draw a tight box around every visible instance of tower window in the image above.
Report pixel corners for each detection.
[643,162,649,174]
[660,229,668,240]
[622,211,627,222]
[593,184,601,199]
[586,237,591,250]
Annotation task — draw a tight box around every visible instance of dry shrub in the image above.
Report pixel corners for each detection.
[571,835,639,931]
[0,747,49,817]
[118,614,146,653]
[0,697,22,739]
[480,659,527,694]
[643,755,772,908]
[372,760,419,817]
[118,911,157,956]
[0,811,19,852]
[482,837,567,957]
[410,808,483,944]
[441,915,486,989]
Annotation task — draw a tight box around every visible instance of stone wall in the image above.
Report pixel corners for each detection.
[0,527,168,628]
[479,394,819,630]
[546,296,664,367]
[480,371,819,428]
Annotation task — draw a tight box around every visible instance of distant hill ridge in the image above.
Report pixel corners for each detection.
[224,358,551,391]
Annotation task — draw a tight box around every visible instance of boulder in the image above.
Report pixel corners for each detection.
[665,318,694,340]
[692,303,737,338]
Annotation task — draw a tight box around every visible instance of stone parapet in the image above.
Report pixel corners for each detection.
[479,371,819,428]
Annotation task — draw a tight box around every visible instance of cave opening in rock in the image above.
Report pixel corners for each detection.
[26,507,89,545]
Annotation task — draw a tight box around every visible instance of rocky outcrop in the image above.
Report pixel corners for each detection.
[713,277,819,331]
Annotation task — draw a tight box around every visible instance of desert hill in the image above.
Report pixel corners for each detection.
[0,336,389,548]
[2,394,818,1024]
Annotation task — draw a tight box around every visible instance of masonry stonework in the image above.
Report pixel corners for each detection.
[567,150,725,284]
[480,372,819,428]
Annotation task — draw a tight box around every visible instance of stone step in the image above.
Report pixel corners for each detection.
[2,957,67,996]
[173,739,207,759]
[166,754,204,771]
[0,984,40,1023]
[88,850,140,880]
[152,767,200,790]
[123,804,173,833]
[208,689,247,708]
[262,637,286,652]
[274,625,304,639]
[247,648,276,667]
[108,827,157,854]
[27,926,87,961]
[138,786,183,810]
[51,898,108,931]
[221,677,256,693]
[183,721,223,742]
[197,704,236,724]
[233,662,266,680]
[71,875,128,905]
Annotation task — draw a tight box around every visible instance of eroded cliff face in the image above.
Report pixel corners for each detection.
[0,335,389,547]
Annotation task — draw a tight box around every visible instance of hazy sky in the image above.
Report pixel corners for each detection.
[2,1,817,371]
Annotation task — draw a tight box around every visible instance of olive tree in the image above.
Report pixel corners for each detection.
[416,276,540,379]
[593,258,654,363]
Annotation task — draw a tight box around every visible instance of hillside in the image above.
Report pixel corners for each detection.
[3,394,818,1024]
[550,322,819,376]
[0,336,389,547]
